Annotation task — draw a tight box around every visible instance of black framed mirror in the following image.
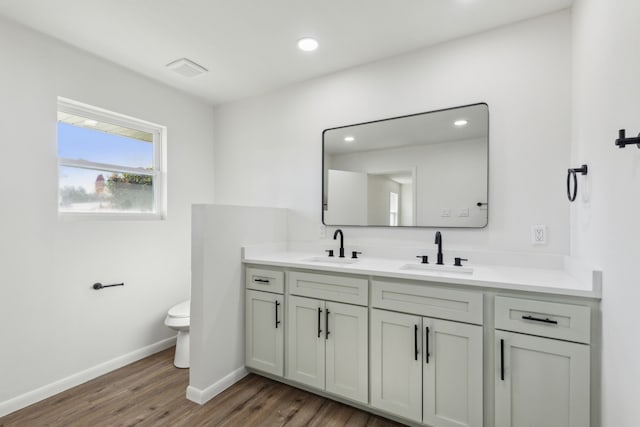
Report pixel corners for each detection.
[322,103,488,228]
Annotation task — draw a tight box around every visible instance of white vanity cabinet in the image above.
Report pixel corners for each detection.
[494,296,591,427]
[243,262,599,427]
[370,280,484,427]
[286,271,369,404]
[245,268,285,376]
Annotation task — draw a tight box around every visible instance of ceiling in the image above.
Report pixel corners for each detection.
[0,0,572,106]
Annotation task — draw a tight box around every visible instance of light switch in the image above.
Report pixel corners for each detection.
[459,208,469,217]
[441,208,451,217]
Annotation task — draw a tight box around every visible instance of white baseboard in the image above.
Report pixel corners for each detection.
[186,366,248,405]
[0,336,177,418]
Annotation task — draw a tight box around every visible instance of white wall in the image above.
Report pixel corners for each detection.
[189,205,288,400]
[0,17,215,413]
[213,10,572,253]
[571,0,640,425]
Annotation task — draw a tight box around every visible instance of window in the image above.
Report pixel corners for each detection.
[389,191,399,226]
[57,98,165,218]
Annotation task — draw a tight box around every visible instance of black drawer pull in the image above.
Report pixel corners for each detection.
[254,278,270,284]
[522,315,558,325]
[317,307,322,338]
[275,300,281,328]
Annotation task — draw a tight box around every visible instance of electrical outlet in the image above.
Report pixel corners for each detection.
[531,225,547,245]
[319,224,326,238]
[441,208,451,217]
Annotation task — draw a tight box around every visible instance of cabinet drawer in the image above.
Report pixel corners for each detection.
[246,267,284,294]
[288,271,368,306]
[495,296,590,344]
[372,280,483,325]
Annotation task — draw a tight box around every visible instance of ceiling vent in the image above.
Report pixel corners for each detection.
[166,58,208,77]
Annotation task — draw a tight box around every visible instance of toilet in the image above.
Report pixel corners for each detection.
[165,300,190,368]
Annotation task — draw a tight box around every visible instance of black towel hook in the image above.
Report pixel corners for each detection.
[567,165,588,202]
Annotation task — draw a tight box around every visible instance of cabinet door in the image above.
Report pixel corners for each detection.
[325,301,368,404]
[370,309,422,422]
[423,318,483,427]
[245,290,284,376]
[286,295,325,389]
[495,330,590,427]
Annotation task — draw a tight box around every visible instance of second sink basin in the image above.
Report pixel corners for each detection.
[400,263,474,274]
[304,256,359,265]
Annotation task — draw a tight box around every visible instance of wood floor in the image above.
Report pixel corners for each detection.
[1,347,404,427]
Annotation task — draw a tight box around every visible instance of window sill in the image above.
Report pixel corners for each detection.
[58,212,165,221]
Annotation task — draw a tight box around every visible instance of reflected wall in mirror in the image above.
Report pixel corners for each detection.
[323,103,488,228]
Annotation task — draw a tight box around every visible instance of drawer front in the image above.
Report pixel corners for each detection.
[288,271,368,306]
[246,267,284,294]
[372,280,483,325]
[495,296,591,344]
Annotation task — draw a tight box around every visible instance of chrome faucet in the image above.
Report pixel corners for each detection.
[333,229,345,258]
[435,231,444,265]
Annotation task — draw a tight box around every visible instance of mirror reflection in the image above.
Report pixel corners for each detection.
[323,103,488,228]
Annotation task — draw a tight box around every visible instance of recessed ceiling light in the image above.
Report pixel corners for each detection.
[83,119,98,126]
[344,136,355,143]
[297,37,319,52]
[454,119,468,127]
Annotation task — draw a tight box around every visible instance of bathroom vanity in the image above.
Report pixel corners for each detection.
[243,251,600,427]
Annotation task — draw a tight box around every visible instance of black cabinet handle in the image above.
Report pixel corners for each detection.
[275,300,281,328]
[254,278,270,284]
[414,324,419,361]
[317,307,322,338]
[500,339,505,381]
[522,315,558,325]
[325,309,330,339]
[425,326,430,364]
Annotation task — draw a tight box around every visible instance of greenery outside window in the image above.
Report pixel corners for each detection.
[57,98,166,218]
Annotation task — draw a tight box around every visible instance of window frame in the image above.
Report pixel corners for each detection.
[57,97,167,220]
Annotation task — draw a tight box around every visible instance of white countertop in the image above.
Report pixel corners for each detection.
[242,249,602,299]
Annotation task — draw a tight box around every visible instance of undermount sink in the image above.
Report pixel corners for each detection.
[304,256,359,265]
[400,263,474,274]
